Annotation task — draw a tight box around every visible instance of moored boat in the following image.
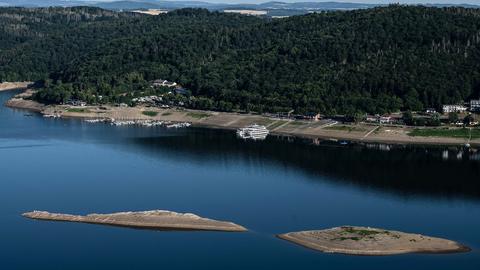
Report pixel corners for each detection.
[237,124,269,140]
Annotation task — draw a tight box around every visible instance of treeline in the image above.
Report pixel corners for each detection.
[1,6,480,114]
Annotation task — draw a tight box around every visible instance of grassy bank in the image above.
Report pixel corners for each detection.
[66,108,90,113]
[409,128,480,139]
[142,111,158,117]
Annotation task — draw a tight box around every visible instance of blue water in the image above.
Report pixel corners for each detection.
[0,90,479,269]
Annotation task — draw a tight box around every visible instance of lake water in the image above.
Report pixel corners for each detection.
[1,90,479,269]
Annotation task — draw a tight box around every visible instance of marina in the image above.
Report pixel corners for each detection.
[43,113,61,118]
[83,118,191,128]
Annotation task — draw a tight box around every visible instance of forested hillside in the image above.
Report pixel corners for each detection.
[1,6,480,114]
[0,7,140,80]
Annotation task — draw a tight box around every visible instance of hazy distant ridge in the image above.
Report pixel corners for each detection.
[1,1,478,11]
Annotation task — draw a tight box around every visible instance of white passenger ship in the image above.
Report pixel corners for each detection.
[237,124,269,140]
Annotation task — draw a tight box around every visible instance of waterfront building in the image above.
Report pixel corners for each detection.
[470,100,480,112]
[442,105,467,113]
[379,116,392,124]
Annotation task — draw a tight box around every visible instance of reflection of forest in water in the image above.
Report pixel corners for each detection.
[131,128,480,201]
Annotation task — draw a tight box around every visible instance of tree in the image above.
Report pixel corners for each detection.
[427,113,441,126]
[463,114,475,126]
[448,112,459,123]
[402,111,414,126]
[403,89,423,111]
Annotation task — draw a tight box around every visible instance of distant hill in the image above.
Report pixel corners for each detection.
[94,1,163,10]
[1,1,478,15]
[257,1,377,10]
[0,0,85,7]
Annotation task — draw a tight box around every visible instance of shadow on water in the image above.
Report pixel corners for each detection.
[2,90,479,201]
[129,128,480,201]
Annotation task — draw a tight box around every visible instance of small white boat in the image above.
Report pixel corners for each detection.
[166,122,191,128]
[43,113,61,118]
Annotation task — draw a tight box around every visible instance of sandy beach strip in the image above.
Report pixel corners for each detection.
[0,82,33,92]
[23,210,247,232]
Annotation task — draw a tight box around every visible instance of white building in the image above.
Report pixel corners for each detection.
[442,105,467,113]
[152,79,177,88]
[379,116,392,124]
[470,100,480,112]
[425,108,437,114]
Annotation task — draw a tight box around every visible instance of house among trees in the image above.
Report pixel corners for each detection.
[304,112,321,121]
[66,99,86,107]
[296,112,321,121]
[365,115,392,124]
[152,79,177,88]
[442,105,467,113]
[379,116,392,124]
[425,108,437,114]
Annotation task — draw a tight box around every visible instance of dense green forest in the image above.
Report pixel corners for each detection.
[1,6,480,114]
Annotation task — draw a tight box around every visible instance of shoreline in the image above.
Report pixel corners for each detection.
[4,90,480,147]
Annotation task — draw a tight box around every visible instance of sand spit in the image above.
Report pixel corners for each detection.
[23,210,247,232]
[5,90,45,112]
[0,82,32,91]
[278,226,470,255]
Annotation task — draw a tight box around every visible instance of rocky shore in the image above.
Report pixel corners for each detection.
[23,210,247,232]
[278,226,470,255]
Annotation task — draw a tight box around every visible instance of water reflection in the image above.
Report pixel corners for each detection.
[1,90,479,201]
[130,128,480,201]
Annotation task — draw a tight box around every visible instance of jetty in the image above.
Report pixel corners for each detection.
[23,210,247,232]
[278,226,470,255]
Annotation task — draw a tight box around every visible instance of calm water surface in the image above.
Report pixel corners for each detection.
[1,90,479,269]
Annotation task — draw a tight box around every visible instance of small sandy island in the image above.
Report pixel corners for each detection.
[278,226,470,255]
[23,210,247,232]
